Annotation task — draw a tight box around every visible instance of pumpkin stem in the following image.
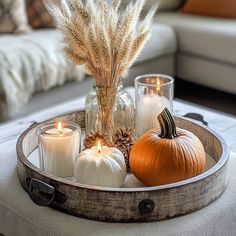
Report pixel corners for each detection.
[158,108,178,139]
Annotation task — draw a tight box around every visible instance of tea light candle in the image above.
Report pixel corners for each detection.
[38,122,81,178]
[74,141,126,187]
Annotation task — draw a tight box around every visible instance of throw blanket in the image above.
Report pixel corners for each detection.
[0,29,85,121]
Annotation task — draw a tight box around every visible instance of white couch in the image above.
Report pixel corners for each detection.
[1,10,236,121]
[157,12,236,95]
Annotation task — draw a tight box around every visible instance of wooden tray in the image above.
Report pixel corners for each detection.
[17,110,229,222]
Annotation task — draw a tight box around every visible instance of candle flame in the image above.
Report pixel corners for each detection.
[97,140,102,154]
[57,122,63,135]
[156,78,160,92]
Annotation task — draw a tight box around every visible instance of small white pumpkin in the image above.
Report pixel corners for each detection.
[74,146,126,187]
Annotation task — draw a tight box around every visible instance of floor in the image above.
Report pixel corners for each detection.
[175,79,236,116]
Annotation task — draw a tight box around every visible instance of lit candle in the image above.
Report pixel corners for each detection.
[74,141,126,187]
[135,79,172,137]
[38,121,81,178]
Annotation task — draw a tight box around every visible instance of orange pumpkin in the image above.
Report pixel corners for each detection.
[130,108,206,186]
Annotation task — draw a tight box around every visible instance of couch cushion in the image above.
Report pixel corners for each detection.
[156,12,236,65]
[181,0,236,19]
[0,0,31,33]
[0,29,85,119]
[144,0,184,12]
[136,22,177,64]
[121,0,184,12]
[26,0,61,29]
[177,53,236,95]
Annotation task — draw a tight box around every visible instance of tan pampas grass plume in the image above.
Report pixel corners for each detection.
[47,0,157,87]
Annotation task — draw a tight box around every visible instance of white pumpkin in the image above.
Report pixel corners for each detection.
[74,146,126,187]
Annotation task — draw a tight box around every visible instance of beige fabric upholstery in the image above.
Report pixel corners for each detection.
[126,55,175,86]
[177,54,236,95]
[0,0,31,33]
[136,23,177,63]
[157,12,236,65]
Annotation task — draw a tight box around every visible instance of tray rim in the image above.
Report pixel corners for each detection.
[16,110,230,193]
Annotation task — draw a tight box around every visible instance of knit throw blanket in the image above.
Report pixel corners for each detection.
[0,29,85,121]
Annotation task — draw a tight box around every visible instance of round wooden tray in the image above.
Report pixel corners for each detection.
[17,110,229,222]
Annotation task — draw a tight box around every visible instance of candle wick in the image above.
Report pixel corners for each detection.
[98,150,101,154]
[58,131,63,135]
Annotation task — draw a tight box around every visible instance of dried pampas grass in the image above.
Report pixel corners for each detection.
[47,0,157,87]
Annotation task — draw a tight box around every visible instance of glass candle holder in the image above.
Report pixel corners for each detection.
[135,74,174,137]
[37,121,81,178]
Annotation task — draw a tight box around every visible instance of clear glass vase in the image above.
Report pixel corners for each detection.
[85,84,134,140]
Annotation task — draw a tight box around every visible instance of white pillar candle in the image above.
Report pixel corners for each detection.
[135,94,171,137]
[135,74,174,137]
[38,122,80,178]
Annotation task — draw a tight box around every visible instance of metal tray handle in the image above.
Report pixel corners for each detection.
[28,178,55,206]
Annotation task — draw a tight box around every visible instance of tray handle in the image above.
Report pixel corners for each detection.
[28,178,55,206]
[183,113,208,126]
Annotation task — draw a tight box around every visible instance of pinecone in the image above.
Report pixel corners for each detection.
[84,130,114,149]
[112,128,136,171]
